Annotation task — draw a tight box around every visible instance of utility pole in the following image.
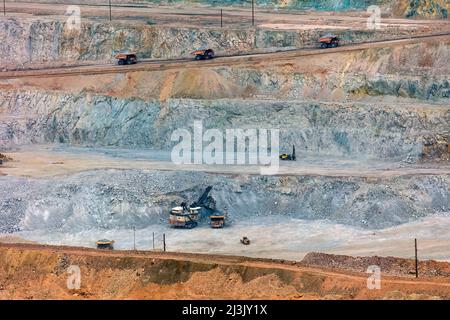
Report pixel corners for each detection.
[3,0,5,17]
[108,0,112,21]
[133,226,136,251]
[163,233,166,252]
[152,232,155,250]
[414,238,418,278]
[251,0,255,26]
[220,9,223,28]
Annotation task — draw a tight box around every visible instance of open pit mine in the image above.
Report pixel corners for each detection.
[0,0,450,301]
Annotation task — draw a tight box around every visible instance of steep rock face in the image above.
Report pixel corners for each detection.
[0,17,437,69]
[405,0,449,19]
[0,39,448,158]
[1,90,448,159]
[2,244,449,300]
[0,170,449,233]
[3,38,448,101]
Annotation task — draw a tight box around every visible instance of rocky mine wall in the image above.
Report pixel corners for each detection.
[1,39,448,157]
[405,0,449,19]
[0,17,435,69]
[1,90,449,159]
[3,244,449,299]
[3,38,448,100]
[0,244,302,300]
[0,169,449,233]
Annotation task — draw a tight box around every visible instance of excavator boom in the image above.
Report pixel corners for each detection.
[191,186,213,207]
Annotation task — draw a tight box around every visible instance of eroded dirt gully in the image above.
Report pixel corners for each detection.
[1,243,450,300]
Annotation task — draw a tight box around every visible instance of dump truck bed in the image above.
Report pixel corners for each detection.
[114,52,137,59]
[319,36,336,43]
[192,50,207,55]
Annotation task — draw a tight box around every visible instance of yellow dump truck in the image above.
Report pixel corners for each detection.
[96,239,115,249]
[114,52,138,65]
[209,215,225,228]
[319,35,339,48]
[191,49,215,60]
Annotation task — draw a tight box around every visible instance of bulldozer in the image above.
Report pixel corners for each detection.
[169,186,223,228]
[279,145,296,161]
[114,51,138,65]
[240,236,250,245]
[319,34,339,48]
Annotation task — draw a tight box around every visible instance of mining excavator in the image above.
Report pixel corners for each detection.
[279,145,296,161]
[169,186,225,228]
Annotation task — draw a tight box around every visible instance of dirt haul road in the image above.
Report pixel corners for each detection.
[1,242,450,299]
[7,1,450,28]
[1,146,450,178]
[1,33,449,79]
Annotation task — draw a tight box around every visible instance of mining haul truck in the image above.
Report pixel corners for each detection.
[209,215,225,228]
[96,239,115,249]
[114,52,138,65]
[191,49,215,60]
[319,35,339,48]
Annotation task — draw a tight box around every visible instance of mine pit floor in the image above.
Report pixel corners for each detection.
[1,144,449,262]
[1,144,449,178]
[2,214,450,262]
